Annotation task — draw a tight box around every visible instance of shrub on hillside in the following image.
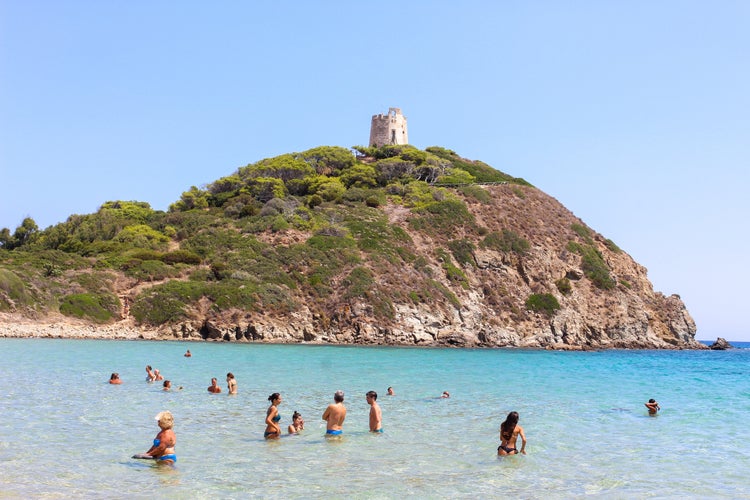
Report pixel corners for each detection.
[59,292,119,323]
[0,268,33,310]
[162,250,202,265]
[555,277,572,295]
[481,230,530,255]
[525,293,561,317]
[448,239,476,267]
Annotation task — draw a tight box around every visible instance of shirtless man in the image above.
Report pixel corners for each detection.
[322,390,346,436]
[207,377,222,393]
[366,391,382,432]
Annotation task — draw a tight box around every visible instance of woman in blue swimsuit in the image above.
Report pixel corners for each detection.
[264,393,282,439]
[141,410,177,463]
[497,411,526,456]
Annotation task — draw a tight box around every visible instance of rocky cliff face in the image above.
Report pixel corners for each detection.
[158,184,700,349]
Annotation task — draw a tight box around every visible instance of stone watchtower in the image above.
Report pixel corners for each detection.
[369,107,408,147]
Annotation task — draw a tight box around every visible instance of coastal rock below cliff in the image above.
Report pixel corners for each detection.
[709,337,732,350]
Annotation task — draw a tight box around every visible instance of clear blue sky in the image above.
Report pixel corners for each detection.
[1,2,748,341]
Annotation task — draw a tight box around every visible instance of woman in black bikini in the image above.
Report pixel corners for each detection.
[498,411,527,456]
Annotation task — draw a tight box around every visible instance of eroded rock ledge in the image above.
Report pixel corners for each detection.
[0,303,706,350]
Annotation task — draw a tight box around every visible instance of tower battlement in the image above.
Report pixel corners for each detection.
[369,107,408,147]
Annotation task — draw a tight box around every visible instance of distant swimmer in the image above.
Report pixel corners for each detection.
[265,393,282,439]
[366,391,382,433]
[184,349,192,357]
[145,365,155,382]
[387,386,394,396]
[441,391,450,398]
[226,373,237,395]
[163,380,171,391]
[323,390,346,437]
[153,369,164,381]
[645,398,660,415]
[133,410,177,464]
[288,411,304,434]
[497,411,527,456]
[109,373,122,384]
[207,377,222,393]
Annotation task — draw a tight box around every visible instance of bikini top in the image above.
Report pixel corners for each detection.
[153,438,174,448]
[272,414,281,423]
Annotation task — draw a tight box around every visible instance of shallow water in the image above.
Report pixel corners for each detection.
[1,338,749,498]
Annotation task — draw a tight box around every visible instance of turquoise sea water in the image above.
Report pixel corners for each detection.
[1,338,749,499]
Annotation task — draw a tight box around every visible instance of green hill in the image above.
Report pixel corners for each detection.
[0,145,700,349]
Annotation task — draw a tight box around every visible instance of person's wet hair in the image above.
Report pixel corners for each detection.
[500,411,519,441]
[292,411,302,421]
[268,392,281,402]
[366,390,377,400]
[334,390,345,403]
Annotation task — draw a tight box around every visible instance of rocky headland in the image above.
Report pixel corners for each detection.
[0,147,703,349]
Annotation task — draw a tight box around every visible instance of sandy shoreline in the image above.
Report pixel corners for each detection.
[0,315,165,341]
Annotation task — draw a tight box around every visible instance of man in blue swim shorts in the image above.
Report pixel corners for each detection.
[323,390,346,437]
[366,391,383,433]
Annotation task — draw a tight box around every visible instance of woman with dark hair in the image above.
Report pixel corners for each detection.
[288,411,304,434]
[264,393,282,439]
[497,411,527,456]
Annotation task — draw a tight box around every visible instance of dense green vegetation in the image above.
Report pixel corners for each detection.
[525,293,561,317]
[0,144,624,329]
[59,292,119,323]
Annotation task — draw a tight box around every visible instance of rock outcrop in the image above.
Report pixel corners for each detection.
[709,337,732,350]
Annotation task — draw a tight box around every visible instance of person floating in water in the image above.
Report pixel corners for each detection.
[387,386,394,396]
[265,393,282,439]
[153,369,164,381]
[109,373,122,384]
[184,349,192,357]
[645,398,660,415]
[441,391,450,398]
[163,380,171,391]
[207,377,222,393]
[323,390,346,437]
[497,411,527,456]
[288,411,304,434]
[366,391,382,433]
[134,411,176,464]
